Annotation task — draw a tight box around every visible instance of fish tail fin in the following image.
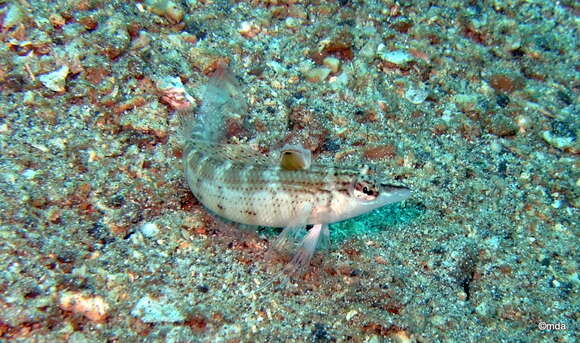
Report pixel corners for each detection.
[180,61,247,144]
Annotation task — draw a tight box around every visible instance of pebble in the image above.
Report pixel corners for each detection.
[304,67,331,82]
[145,0,184,24]
[405,84,429,104]
[345,309,358,320]
[59,292,109,322]
[378,49,414,65]
[140,222,159,238]
[39,65,69,92]
[239,21,261,38]
[131,295,185,323]
[541,121,576,150]
[322,56,341,73]
[156,76,195,111]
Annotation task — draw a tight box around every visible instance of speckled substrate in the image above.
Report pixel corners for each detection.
[0,0,577,342]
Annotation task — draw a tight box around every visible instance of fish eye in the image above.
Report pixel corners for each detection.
[353,181,378,201]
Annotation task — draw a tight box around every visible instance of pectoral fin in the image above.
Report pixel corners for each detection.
[284,224,328,275]
[279,144,312,171]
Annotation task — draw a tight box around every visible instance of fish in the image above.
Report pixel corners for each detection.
[181,63,411,275]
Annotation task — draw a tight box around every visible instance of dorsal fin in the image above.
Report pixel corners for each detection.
[220,143,273,165]
[188,140,273,166]
[182,62,247,143]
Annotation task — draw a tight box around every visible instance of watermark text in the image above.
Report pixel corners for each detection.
[538,322,567,330]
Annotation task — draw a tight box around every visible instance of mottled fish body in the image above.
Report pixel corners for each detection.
[184,140,410,228]
[182,65,411,273]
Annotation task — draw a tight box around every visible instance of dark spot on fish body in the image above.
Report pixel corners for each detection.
[325,193,333,208]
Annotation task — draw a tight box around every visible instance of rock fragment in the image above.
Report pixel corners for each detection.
[39,66,69,92]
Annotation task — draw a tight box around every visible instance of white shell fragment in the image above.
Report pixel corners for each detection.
[140,222,159,238]
[39,65,69,92]
[542,130,575,149]
[405,84,429,104]
[378,49,414,65]
[131,295,185,323]
[156,76,195,111]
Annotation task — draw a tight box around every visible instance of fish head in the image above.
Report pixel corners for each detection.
[326,173,411,223]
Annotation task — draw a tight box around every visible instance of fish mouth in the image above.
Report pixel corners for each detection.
[380,183,412,201]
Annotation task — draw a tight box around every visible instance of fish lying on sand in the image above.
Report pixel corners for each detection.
[181,64,411,275]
